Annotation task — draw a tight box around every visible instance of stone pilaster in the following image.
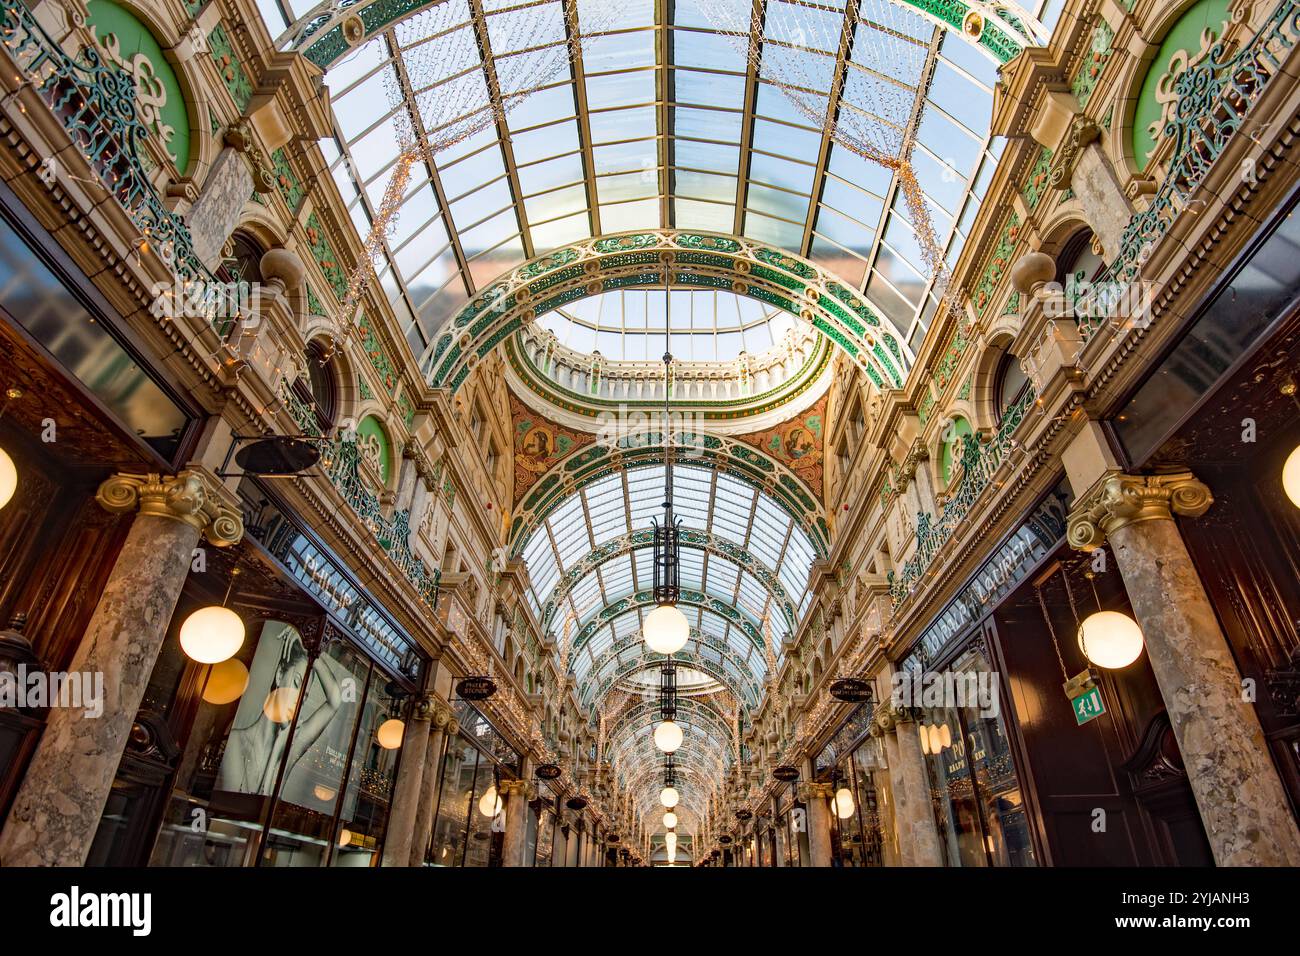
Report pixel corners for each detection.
[380,694,436,867]
[799,781,835,867]
[0,470,242,867]
[409,708,455,866]
[1069,471,1300,866]
[500,778,532,867]
[881,707,945,867]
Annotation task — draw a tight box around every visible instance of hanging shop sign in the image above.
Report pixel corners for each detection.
[535,762,562,780]
[1064,669,1106,726]
[829,676,872,703]
[566,795,589,811]
[772,765,799,782]
[457,676,497,700]
[735,809,753,821]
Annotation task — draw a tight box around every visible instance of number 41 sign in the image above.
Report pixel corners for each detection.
[1064,670,1106,726]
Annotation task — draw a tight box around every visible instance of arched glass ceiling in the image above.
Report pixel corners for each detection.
[520,463,816,629]
[255,0,1062,362]
[575,606,769,691]
[537,288,804,362]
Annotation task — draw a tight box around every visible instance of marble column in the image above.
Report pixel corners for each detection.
[551,820,568,866]
[409,709,455,866]
[882,707,945,867]
[1069,471,1300,866]
[565,823,581,867]
[800,782,834,867]
[380,694,434,867]
[500,779,531,867]
[0,470,242,867]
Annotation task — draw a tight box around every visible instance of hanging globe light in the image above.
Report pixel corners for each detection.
[377,717,405,749]
[653,719,683,753]
[663,811,677,829]
[938,723,952,750]
[1283,443,1300,508]
[918,723,931,755]
[337,828,353,848]
[1078,609,1144,669]
[0,445,17,510]
[201,658,249,705]
[928,724,945,754]
[644,604,690,655]
[833,787,856,819]
[665,830,677,864]
[179,605,245,664]
[660,786,679,808]
[478,785,503,818]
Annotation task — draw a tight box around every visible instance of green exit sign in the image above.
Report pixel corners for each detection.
[1072,686,1106,725]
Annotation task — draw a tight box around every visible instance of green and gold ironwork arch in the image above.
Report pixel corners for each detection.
[511,433,830,558]
[541,530,796,635]
[286,0,1040,69]
[576,630,765,710]
[572,591,769,659]
[424,231,910,395]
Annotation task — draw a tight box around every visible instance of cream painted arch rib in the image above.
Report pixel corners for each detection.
[422,231,914,396]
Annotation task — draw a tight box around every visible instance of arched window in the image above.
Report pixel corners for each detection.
[222,231,265,286]
[292,339,337,433]
[1056,228,1105,289]
[992,350,1029,424]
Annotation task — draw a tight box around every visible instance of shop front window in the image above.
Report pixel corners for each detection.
[428,734,477,866]
[258,638,369,867]
[149,620,409,867]
[329,671,399,866]
[920,646,1037,867]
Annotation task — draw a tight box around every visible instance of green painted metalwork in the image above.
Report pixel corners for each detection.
[0,0,219,309]
[888,384,1037,606]
[295,0,1033,68]
[1083,0,1298,338]
[425,232,907,392]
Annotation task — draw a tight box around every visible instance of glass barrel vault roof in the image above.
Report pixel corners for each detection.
[257,0,1063,364]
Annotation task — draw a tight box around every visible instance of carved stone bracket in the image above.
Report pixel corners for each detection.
[96,469,244,546]
[1048,115,1101,190]
[1066,470,1213,551]
[224,120,276,195]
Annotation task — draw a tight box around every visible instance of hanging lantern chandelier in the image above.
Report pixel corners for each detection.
[643,266,690,658]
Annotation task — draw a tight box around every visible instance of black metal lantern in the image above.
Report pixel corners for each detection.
[652,265,681,610]
[457,676,497,700]
[829,676,872,703]
[773,764,799,782]
[535,762,562,780]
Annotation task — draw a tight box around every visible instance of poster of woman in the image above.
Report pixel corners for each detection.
[214,622,350,799]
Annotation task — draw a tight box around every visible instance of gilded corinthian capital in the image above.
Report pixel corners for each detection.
[1067,471,1213,551]
[799,782,835,801]
[96,469,244,546]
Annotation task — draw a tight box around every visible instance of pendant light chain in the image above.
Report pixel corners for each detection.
[1034,584,1070,684]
